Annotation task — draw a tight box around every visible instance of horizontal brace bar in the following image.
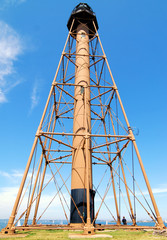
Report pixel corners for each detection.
[48,161,72,164]
[53,83,81,87]
[55,116,102,120]
[91,118,102,121]
[41,132,130,138]
[57,116,73,119]
[92,151,118,154]
[91,104,109,107]
[92,162,108,165]
[64,52,104,58]
[55,102,74,105]
[90,85,114,89]
[54,82,114,89]
[48,161,108,165]
[45,150,72,152]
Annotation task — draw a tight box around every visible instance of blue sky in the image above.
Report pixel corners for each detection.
[0,0,167,221]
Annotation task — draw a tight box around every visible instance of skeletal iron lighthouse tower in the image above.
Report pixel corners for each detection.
[1,2,165,235]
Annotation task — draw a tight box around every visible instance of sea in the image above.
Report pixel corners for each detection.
[0,219,167,231]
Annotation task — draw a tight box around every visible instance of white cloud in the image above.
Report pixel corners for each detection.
[94,185,167,204]
[133,187,167,197]
[0,21,24,103]
[0,185,69,219]
[1,168,166,220]
[0,89,7,102]
[0,170,11,178]
[0,0,26,10]
[0,186,19,218]
[30,82,40,112]
[0,170,23,179]
[152,187,167,194]
[0,169,53,186]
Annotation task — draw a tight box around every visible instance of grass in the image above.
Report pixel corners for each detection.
[0,229,167,240]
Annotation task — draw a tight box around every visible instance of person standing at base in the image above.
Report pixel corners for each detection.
[122,216,127,225]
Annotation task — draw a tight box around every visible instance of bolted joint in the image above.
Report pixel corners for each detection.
[84,135,89,139]
[36,130,42,137]
[84,223,95,235]
[101,116,105,122]
[112,85,118,90]
[129,133,135,141]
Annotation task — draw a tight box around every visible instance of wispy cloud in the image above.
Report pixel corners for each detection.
[133,186,167,196]
[152,187,167,195]
[0,170,24,184]
[0,0,26,10]
[0,170,167,219]
[0,186,69,219]
[0,21,24,103]
[0,169,52,185]
[95,185,167,203]
[30,82,40,113]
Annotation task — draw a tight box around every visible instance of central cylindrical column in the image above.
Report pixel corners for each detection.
[70,24,94,223]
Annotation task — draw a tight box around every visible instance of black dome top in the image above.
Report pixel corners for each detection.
[72,3,94,15]
[67,3,98,38]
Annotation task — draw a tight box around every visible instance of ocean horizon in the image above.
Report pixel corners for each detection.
[0,219,167,231]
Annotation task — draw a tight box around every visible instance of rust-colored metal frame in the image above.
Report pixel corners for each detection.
[1,20,165,235]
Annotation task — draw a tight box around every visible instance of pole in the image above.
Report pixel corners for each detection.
[70,23,94,226]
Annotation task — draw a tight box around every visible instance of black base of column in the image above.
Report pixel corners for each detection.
[70,188,95,223]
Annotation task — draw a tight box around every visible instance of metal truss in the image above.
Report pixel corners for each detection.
[1,21,165,235]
